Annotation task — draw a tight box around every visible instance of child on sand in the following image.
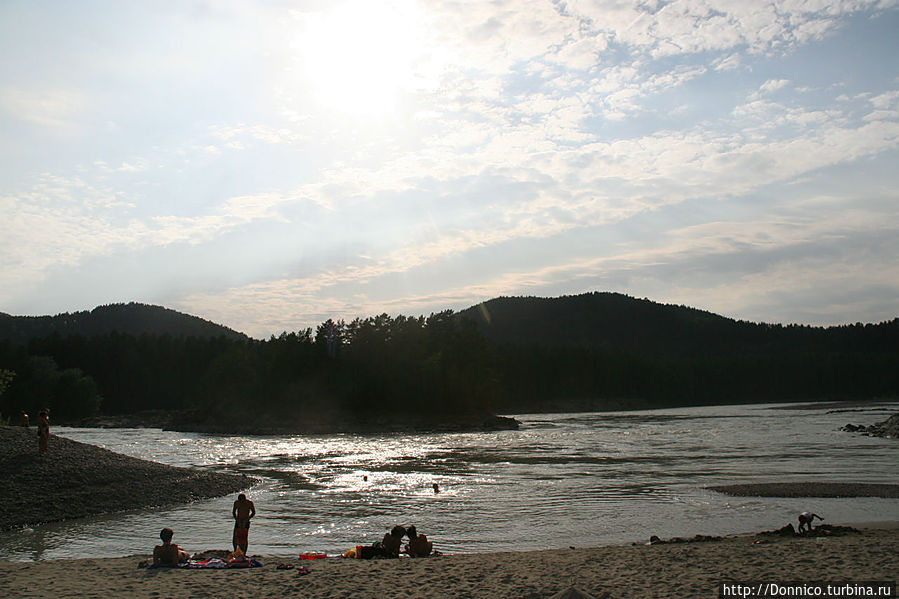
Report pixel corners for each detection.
[798,512,823,533]
[153,528,190,566]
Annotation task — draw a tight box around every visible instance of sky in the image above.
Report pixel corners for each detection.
[1,0,897,338]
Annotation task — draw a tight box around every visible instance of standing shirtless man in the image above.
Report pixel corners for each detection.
[232,493,256,553]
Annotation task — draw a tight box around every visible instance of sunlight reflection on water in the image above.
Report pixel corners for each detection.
[2,402,899,561]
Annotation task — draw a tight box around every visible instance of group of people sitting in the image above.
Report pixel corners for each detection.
[376,524,434,558]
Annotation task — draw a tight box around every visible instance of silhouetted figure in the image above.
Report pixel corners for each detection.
[232,493,256,553]
[153,527,189,566]
[19,411,29,427]
[379,525,406,557]
[433,483,440,493]
[798,512,823,533]
[405,525,433,557]
[37,410,49,454]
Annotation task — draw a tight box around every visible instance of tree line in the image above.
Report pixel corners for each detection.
[1,299,896,430]
[0,311,499,430]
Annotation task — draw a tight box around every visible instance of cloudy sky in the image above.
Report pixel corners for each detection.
[1,1,897,338]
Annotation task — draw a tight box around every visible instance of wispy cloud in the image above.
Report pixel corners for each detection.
[0,86,88,129]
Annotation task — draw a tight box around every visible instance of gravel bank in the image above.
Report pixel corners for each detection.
[1,426,257,530]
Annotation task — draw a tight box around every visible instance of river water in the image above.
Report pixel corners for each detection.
[2,401,898,561]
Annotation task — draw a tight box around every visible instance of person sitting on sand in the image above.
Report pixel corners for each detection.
[153,527,190,567]
[232,493,256,553]
[798,512,823,533]
[379,525,406,557]
[404,525,433,557]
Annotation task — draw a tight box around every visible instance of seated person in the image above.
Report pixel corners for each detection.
[379,525,406,557]
[404,525,433,557]
[153,527,190,566]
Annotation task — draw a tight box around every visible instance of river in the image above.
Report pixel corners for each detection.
[2,401,897,561]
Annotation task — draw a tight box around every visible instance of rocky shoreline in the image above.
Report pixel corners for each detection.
[0,426,257,531]
[841,412,899,438]
[645,522,860,545]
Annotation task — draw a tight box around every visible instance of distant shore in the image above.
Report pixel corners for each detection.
[67,410,521,435]
[1,524,896,598]
[0,426,256,531]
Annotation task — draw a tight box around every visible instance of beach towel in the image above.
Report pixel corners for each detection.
[180,557,263,569]
[548,587,598,599]
[146,558,263,569]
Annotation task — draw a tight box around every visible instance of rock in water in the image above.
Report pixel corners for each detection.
[842,413,899,438]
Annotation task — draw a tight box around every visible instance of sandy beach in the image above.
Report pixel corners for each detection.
[1,525,896,599]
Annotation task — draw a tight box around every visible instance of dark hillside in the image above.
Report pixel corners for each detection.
[459,293,732,356]
[458,292,899,358]
[1,294,895,428]
[457,293,898,412]
[0,303,246,345]
[0,310,515,433]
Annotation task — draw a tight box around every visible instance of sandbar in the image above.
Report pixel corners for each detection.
[709,482,899,498]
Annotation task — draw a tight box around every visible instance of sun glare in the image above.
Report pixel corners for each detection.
[295,0,436,117]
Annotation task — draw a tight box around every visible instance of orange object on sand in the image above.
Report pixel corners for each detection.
[299,552,327,560]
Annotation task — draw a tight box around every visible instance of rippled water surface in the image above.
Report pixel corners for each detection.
[3,402,898,561]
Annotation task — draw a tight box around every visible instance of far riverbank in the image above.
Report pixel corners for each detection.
[67,409,520,435]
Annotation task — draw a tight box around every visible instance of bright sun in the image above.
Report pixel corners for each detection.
[295,0,435,117]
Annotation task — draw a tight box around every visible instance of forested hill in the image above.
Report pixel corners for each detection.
[0,303,246,345]
[1,294,896,429]
[458,292,899,357]
[454,292,897,413]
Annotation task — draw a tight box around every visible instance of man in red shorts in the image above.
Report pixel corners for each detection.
[232,493,256,553]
